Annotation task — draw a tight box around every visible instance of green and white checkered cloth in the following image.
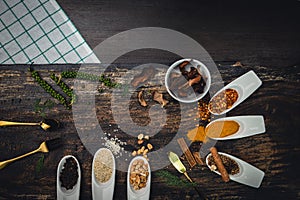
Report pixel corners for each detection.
[0,0,100,64]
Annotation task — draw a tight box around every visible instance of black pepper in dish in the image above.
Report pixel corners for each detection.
[60,157,79,190]
[208,154,240,175]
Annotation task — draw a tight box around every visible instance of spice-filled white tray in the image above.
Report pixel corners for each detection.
[92,148,116,200]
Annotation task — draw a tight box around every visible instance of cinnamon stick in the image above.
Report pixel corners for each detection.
[209,147,230,182]
[177,138,196,168]
[193,152,205,166]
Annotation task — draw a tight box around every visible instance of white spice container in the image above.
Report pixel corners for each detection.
[57,155,81,200]
[127,156,151,200]
[92,148,116,200]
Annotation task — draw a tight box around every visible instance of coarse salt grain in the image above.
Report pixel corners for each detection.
[102,133,126,158]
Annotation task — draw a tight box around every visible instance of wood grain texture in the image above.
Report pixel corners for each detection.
[1,0,300,199]
[0,63,299,199]
[56,0,300,67]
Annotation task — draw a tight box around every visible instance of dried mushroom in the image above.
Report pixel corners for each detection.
[153,91,169,107]
[131,67,156,87]
[138,91,147,107]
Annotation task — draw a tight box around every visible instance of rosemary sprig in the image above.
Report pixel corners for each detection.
[155,170,197,188]
[35,155,44,174]
[34,99,55,118]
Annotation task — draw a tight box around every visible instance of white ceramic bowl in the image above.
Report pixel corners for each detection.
[165,58,211,103]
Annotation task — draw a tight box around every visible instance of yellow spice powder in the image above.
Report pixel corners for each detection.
[205,120,240,138]
[187,126,208,142]
[187,120,240,142]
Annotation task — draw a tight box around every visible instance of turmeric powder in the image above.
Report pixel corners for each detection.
[205,120,239,138]
[187,120,240,142]
[187,126,208,142]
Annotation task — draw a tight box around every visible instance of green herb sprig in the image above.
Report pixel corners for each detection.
[28,68,71,109]
[50,74,73,97]
[61,71,121,88]
[155,170,197,188]
[34,99,55,117]
[50,73,76,105]
[99,74,121,88]
[35,155,44,174]
[61,71,99,81]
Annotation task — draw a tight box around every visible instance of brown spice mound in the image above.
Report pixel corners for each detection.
[60,157,79,190]
[208,154,240,175]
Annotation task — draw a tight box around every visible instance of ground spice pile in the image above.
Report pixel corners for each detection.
[94,149,113,183]
[205,120,240,138]
[187,126,207,142]
[60,157,79,190]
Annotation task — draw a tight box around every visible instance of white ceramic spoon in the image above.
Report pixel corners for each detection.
[206,115,266,140]
[127,156,151,200]
[209,70,262,115]
[206,152,265,188]
[57,155,81,200]
[92,148,116,200]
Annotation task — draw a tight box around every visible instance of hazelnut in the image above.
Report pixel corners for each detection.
[132,150,137,156]
[138,139,144,145]
[147,143,153,150]
[144,135,150,140]
[138,134,144,140]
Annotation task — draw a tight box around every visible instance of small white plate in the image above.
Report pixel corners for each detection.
[206,152,265,188]
[57,155,81,200]
[127,156,151,200]
[206,115,266,140]
[208,70,262,115]
[92,148,116,200]
[165,58,211,103]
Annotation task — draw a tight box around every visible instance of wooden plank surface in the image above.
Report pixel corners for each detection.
[0,63,299,199]
[1,0,299,199]
[56,0,300,68]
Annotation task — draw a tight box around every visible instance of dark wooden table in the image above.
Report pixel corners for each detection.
[1,0,300,199]
[0,62,299,200]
